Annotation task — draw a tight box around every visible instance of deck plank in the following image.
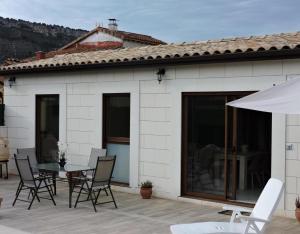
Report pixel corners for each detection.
[0,176,299,234]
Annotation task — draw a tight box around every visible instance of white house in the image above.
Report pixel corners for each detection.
[1,31,300,218]
[58,19,166,52]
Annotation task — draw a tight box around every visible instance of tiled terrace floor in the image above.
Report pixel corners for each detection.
[0,176,299,234]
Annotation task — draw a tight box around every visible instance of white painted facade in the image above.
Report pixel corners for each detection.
[2,59,300,218]
[79,31,150,48]
[80,31,123,44]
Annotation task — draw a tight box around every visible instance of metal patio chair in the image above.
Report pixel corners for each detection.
[17,147,55,195]
[88,148,107,169]
[17,148,38,171]
[84,148,108,194]
[13,154,56,210]
[16,148,39,195]
[74,155,117,212]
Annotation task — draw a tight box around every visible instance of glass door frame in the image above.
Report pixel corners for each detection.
[35,94,60,163]
[181,91,255,203]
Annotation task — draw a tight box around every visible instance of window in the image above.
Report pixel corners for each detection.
[103,94,130,144]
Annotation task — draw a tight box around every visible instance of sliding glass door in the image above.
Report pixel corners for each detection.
[182,92,271,204]
[182,95,226,199]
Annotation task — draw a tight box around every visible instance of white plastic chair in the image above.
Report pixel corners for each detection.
[170,178,284,234]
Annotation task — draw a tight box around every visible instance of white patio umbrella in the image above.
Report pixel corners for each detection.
[227,78,300,114]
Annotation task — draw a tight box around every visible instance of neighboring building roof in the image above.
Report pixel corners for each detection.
[2,31,300,74]
[60,26,166,50]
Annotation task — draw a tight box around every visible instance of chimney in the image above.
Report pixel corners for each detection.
[35,51,46,60]
[108,18,118,31]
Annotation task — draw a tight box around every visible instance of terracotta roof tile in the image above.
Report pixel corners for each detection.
[2,31,300,72]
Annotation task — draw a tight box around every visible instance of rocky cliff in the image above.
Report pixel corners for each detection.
[0,17,88,63]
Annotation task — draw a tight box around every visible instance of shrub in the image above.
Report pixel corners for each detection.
[141,180,153,188]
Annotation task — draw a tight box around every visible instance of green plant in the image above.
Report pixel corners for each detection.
[296,196,300,209]
[141,180,153,188]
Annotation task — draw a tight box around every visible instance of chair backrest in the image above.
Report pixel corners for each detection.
[17,148,38,167]
[250,178,284,232]
[92,156,116,187]
[88,148,107,168]
[14,154,36,187]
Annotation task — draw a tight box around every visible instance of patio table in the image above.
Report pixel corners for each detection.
[33,163,94,208]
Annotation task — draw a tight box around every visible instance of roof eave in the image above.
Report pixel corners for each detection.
[1,49,300,76]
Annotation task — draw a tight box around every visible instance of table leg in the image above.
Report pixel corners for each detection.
[0,164,2,178]
[5,162,8,179]
[68,173,73,208]
[52,172,56,195]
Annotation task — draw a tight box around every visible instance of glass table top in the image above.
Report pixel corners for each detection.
[34,163,94,172]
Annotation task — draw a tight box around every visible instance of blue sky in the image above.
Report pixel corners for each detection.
[0,0,299,43]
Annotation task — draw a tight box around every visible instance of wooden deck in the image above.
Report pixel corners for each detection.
[0,176,299,234]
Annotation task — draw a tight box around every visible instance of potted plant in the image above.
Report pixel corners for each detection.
[140,181,153,199]
[57,141,67,168]
[296,196,300,222]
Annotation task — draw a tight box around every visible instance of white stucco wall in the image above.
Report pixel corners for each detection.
[3,59,300,217]
[80,31,123,43]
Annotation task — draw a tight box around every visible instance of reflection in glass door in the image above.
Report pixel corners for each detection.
[36,95,59,163]
[234,107,271,203]
[182,95,226,199]
[182,93,271,204]
[103,94,130,184]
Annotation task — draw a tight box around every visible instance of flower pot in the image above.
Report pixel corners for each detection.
[140,187,152,199]
[296,208,300,222]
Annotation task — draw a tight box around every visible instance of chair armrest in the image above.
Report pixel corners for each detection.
[223,205,253,213]
[72,176,92,181]
[35,175,53,180]
[236,215,270,223]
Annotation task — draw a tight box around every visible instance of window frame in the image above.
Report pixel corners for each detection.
[103,93,130,146]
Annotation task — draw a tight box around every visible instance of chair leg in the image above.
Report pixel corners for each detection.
[85,183,97,212]
[45,181,56,206]
[31,190,40,202]
[92,190,99,203]
[12,183,23,206]
[95,188,102,203]
[48,183,55,197]
[108,186,117,208]
[28,189,40,202]
[74,181,84,208]
[89,189,97,212]
[16,181,22,195]
[28,180,43,210]
[85,181,91,201]
[28,189,38,210]
[103,188,109,196]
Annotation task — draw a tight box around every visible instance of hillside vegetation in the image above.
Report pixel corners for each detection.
[0,17,87,63]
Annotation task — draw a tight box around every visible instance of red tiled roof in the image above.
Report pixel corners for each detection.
[2,31,300,73]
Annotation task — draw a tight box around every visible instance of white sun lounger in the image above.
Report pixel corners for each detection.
[170,178,284,234]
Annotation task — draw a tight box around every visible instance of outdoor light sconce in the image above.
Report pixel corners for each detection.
[156,68,166,84]
[8,76,16,88]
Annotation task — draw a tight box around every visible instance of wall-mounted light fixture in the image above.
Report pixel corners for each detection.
[156,68,166,84]
[8,76,16,88]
